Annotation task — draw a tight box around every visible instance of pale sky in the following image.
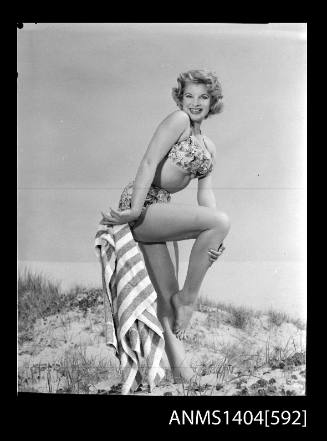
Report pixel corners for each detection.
[17,23,306,266]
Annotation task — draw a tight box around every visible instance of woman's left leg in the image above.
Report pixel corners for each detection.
[138,241,194,382]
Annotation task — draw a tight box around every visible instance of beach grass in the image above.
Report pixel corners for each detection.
[18,270,306,395]
[197,295,306,330]
[18,269,74,342]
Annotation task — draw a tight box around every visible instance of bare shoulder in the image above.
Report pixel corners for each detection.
[161,110,190,129]
[153,110,190,142]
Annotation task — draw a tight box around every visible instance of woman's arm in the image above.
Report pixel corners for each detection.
[130,110,190,216]
[197,145,226,264]
[100,110,189,226]
[197,138,217,209]
[197,173,216,208]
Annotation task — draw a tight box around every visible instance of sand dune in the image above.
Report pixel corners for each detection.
[18,287,306,396]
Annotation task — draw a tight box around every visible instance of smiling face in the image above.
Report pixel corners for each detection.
[181,82,211,123]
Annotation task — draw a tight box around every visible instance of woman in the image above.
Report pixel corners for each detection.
[101,69,230,381]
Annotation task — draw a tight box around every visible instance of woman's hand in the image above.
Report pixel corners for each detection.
[208,243,225,266]
[100,207,139,226]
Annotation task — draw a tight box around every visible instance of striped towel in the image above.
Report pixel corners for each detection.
[95,223,166,395]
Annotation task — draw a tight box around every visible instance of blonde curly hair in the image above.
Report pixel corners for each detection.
[172,69,224,118]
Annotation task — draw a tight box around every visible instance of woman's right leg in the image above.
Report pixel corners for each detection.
[132,203,231,337]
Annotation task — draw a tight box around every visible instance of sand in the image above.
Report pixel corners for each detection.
[18,301,306,396]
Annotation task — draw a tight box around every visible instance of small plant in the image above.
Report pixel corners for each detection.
[197,297,256,330]
[67,286,103,315]
[267,310,290,327]
[266,307,306,330]
[265,335,306,371]
[17,270,105,343]
[197,297,305,331]
[226,306,254,330]
[18,269,64,341]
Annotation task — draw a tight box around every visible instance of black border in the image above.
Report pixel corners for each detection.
[16,17,314,434]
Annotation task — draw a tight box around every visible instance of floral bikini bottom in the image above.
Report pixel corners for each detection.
[118,181,171,228]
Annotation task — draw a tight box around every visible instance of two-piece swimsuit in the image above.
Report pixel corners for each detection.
[118,134,214,228]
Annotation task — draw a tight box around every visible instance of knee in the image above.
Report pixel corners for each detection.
[212,210,231,236]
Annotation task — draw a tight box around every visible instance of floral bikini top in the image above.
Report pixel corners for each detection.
[167,134,214,179]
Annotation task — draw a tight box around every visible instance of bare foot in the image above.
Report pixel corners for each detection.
[161,317,194,383]
[171,292,195,340]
